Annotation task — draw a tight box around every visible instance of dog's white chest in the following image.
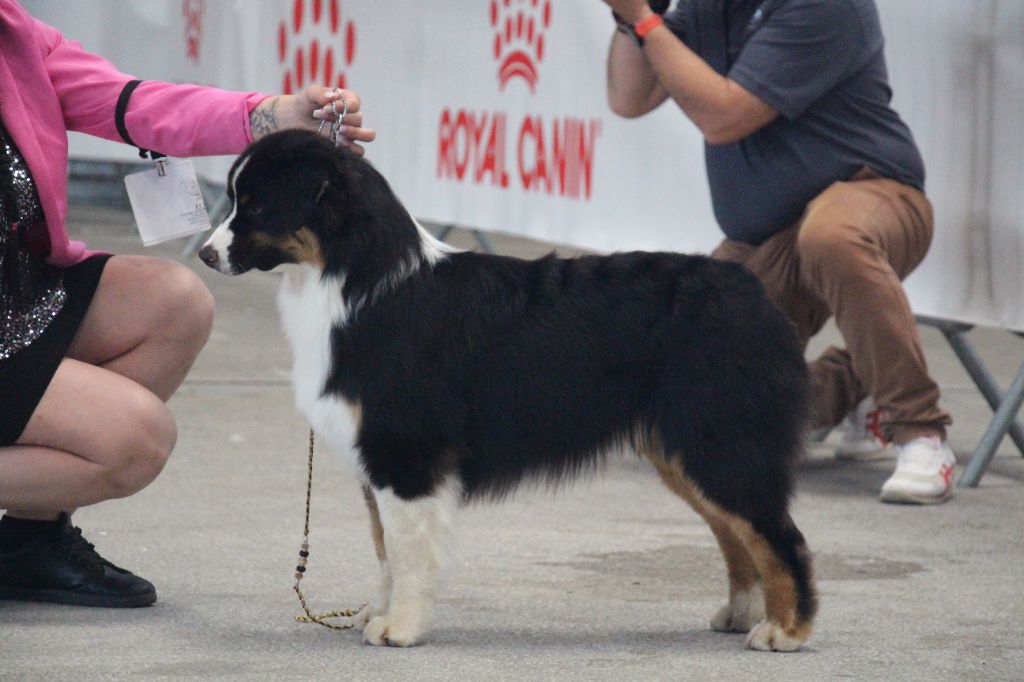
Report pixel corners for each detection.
[278,267,363,479]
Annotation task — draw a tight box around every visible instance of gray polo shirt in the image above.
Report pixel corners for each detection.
[665,0,925,245]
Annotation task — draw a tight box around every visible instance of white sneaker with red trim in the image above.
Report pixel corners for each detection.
[879,436,956,504]
[835,398,890,461]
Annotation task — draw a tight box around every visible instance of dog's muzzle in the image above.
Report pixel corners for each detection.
[198,241,242,275]
[197,243,234,273]
[198,244,219,267]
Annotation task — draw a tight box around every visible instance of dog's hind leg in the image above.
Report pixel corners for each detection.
[352,486,391,631]
[703,518,764,634]
[648,458,765,633]
[729,510,815,652]
[646,454,815,651]
[361,477,460,647]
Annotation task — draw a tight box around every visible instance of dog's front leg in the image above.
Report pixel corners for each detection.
[362,478,459,647]
[352,486,391,631]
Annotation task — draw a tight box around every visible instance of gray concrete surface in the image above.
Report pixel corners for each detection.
[2,204,1022,681]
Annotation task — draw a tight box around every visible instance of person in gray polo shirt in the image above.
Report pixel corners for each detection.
[603,0,956,504]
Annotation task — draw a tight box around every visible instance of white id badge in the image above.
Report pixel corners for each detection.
[124,159,211,246]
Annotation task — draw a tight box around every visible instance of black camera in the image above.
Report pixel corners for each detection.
[648,0,671,14]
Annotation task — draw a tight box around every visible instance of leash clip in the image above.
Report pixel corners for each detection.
[316,89,349,148]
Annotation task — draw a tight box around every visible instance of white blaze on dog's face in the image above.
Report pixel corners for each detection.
[199,143,327,276]
[200,155,248,275]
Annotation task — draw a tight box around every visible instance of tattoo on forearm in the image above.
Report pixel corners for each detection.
[250,97,280,139]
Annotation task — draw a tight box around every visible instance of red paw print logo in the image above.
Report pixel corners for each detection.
[182,0,205,63]
[278,0,356,95]
[491,0,552,93]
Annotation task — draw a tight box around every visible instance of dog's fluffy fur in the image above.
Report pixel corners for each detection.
[200,130,816,651]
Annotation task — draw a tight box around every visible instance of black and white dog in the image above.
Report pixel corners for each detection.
[199,130,816,651]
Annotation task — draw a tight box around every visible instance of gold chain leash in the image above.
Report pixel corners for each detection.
[293,429,364,629]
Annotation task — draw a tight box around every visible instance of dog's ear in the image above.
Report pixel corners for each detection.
[312,149,371,221]
[310,150,348,206]
[315,179,330,204]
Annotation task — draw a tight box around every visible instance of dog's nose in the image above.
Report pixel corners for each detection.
[198,244,219,266]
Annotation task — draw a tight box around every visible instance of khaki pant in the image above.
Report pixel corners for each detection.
[711,171,951,444]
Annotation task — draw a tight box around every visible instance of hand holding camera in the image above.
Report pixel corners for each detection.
[605,0,670,24]
[607,0,670,46]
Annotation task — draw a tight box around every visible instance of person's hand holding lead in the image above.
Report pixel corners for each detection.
[250,85,376,155]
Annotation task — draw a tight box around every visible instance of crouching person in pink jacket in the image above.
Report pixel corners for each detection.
[0,0,375,607]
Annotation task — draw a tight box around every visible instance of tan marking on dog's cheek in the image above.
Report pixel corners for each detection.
[290,227,325,268]
[253,227,325,268]
[244,229,325,269]
[247,232,295,263]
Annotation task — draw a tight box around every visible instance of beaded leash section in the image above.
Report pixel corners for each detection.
[293,429,364,629]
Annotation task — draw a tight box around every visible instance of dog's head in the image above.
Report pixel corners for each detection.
[200,129,397,277]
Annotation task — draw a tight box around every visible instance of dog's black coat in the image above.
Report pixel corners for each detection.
[215,130,815,625]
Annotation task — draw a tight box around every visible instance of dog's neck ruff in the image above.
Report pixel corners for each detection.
[413,215,461,265]
[338,212,461,318]
[278,216,459,403]
[278,265,349,409]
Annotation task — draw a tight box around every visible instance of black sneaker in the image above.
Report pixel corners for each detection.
[0,513,156,607]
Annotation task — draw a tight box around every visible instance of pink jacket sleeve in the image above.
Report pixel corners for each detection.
[36,18,269,157]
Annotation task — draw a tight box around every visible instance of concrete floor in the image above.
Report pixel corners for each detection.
[1,204,1022,681]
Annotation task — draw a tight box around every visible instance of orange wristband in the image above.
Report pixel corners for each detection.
[634,13,664,40]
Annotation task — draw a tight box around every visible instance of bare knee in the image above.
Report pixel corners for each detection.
[157,263,215,349]
[102,391,178,499]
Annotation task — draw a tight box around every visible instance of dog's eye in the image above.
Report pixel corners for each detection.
[248,205,265,216]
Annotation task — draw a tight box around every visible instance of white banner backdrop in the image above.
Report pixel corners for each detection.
[22,0,1024,331]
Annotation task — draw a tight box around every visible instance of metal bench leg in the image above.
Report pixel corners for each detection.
[470,229,496,254]
[942,327,1024,456]
[431,225,496,254]
[959,362,1024,487]
[434,224,454,242]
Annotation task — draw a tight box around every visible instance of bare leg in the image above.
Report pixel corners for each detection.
[0,359,177,512]
[0,255,213,516]
[65,255,215,401]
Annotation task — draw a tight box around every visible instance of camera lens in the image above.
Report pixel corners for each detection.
[648,0,670,14]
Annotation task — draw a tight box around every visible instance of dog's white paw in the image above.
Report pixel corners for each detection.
[745,621,805,652]
[351,602,384,631]
[362,613,425,647]
[710,585,765,633]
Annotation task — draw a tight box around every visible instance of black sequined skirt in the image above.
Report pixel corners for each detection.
[0,254,111,446]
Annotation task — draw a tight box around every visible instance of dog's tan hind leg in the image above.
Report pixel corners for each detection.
[647,457,765,634]
[727,516,814,652]
[648,453,814,651]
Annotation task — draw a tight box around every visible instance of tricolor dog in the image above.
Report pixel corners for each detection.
[199,130,816,651]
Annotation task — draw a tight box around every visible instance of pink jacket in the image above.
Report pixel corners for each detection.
[0,0,269,266]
